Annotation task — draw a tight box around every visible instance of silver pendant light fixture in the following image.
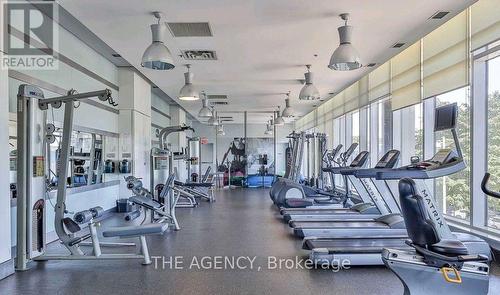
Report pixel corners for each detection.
[281,91,295,118]
[207,108,219,126]
[178,64,199,100]
[299,65,320,100]
[198,92,212,117]
[328,13,362,71]
[274,107,285,126]
[141,11,175,70]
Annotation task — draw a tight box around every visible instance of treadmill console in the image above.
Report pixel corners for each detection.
[407,149,459,170]
[374,150,400,169]
[349,151,369,168]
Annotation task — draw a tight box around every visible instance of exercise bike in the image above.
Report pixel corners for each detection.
[381,173,499,295]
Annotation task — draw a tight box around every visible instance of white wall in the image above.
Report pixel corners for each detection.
[191,122,293,174]
[0,44,13,272]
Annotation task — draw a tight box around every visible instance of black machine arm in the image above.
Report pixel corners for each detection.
[481,173,500,199]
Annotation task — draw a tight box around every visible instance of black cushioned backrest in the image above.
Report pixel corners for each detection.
[398,178,439,246]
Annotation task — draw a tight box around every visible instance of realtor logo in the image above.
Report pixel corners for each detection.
[2,1,58,69]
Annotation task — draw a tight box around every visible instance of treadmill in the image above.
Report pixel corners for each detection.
[282,150,401,223]
[302,103,491,265]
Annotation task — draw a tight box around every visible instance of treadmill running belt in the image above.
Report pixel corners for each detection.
[291,221,387,229]
[282,209,355,215]
[304,238,409,253]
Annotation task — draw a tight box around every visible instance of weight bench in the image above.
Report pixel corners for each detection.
[102,223,168,265]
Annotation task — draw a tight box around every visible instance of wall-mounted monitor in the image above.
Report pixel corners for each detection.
[434,103,458,131]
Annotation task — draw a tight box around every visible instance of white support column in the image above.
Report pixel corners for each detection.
[359,107,369,154]
[0,0,14,276]
[118,69,152,196]
[400,107,416,166]
[369,103,379,167]
[423,98,436,199]
[471,60,488,227]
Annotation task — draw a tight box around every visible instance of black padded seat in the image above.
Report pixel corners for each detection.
[429,239,469,256]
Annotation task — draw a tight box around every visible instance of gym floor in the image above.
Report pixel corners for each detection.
[1,188,499,295]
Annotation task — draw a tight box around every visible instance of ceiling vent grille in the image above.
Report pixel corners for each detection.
[167,22,212,37]
[366,63,377,67]
[207,94,227,100]
[212,101,228,105]
[181,50,217,60]
[392,42,405,48]
[430,11,450,20]
[219,116,233,119]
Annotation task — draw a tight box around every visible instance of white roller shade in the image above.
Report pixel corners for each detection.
[343,82,360,113]
[324,119,333,147]
[368,61,391,101]
[391,42,422,110]
[332,91,345,118]
[471,0,500,50]
[423,10,468,99]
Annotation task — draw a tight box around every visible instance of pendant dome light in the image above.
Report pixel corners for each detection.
[264,120,273,135]
[141,12,175,70]
[281,92,295,118]
[274,107,285,126]
[198,92,212,117]
[178,64,199,100]
[328,13,362,71]
[299,65,320,100]
[207,108,219,126]
[217,123,225,136]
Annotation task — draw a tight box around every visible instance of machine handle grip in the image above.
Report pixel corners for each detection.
[481,173,500,199]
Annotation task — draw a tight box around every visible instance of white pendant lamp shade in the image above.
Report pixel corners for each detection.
[274,109,285,126]
[179,65,199,100]
[198,94,212,117]
[299,66,320,100]
[141,12,175,70]
[282,93,295,118]
[328,13,362,71]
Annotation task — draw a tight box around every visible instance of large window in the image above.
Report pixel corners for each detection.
[351,111,360,145]
[434,87,471,221]
[487,55,500,229]
[393,103,423,166]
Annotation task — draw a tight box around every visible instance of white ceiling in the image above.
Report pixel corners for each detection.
[59,0,476,124]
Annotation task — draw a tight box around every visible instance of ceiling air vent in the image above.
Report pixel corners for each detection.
[429,11,450,20]
[207,94,227,100]
[112,53,121,57]
[181,50,217,60]
[366,63,377,67]
[212,101,228,105]
[167,22,213,37]
[392,42,405,48]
